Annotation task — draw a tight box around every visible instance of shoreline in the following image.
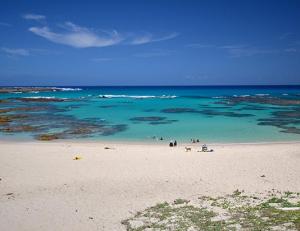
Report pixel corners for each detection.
[1,138,300,146]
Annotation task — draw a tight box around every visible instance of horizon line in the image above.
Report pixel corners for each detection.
[0,84,300,87]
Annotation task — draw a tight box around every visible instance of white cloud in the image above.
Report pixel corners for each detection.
[26,16,178,48]
[130,32,178,45]
[23,14,46,21]
[1,47,30,56]
[29,22,123,48]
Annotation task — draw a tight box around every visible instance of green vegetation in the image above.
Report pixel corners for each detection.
[122,191,300,231]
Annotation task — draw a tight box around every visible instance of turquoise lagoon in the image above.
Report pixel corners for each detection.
[0,86,300,143]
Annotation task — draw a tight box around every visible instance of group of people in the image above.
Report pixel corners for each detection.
[154,136,213,152]
[169,140,177,147]
[191,138,200,143]
[200,144,214,152]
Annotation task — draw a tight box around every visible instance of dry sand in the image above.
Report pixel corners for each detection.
[0,141,299,230]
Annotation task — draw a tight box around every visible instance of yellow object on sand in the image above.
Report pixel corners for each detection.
[73,156,82,160]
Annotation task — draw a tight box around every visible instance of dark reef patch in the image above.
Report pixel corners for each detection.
[101,124,127,136]
[11,97,70,103]
[0,106,57,114]
[257,107,300,134]
[99,105,119,108]
[36,133,62,141]
[161,107,253,118]
[280,126,300,134]
[161,108,199,113]
[130,116,177,125]
[216,95,300,106]
[257,118,300,127]
[0,98,127,140]
[130,116,166,122]
[149,120,178,125]
[209,94,300,135]
[240,105,267,111]
[0,125,43,133]
[0,87,73,94]
[143,109,156,112]
[65,104,88,109]
[0,99,8,104]
[198,105,231,109]
[273,109,300,118]
[0,114,28,125]
[198,110,254,117]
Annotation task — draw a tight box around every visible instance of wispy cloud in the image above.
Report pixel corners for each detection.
[130,32,178,45]
[22,13,46,21]
[284,48,297,52]
[279,32,293,40]
[0,22,11,27]
[25,14,178,48]
[29,22,123,48]
[1,47,62,57]
[91,57,112,62]
[29,22,178,48]
[134,49,174,58]
[185,44,215,48]
[220,45,279,57]
[186,43,282,57]
[1,47,30,57]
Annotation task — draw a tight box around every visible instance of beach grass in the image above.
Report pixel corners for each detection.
[122,191,300,231]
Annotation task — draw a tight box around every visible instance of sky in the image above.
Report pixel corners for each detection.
[0,0,299,86]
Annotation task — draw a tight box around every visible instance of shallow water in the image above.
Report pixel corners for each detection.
[0,86,300,143]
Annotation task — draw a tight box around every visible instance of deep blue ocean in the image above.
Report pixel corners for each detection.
[0,86,300,143]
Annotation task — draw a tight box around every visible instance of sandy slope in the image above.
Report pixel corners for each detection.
[0,141,299,231]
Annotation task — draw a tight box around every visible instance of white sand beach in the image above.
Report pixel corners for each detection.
[0,141,300,230]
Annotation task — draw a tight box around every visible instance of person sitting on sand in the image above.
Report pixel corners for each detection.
[174,140,177,146]
[200,144,214,152]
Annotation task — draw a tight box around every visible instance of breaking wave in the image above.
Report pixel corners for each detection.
[52,87,82,91]
[98,94,177,99]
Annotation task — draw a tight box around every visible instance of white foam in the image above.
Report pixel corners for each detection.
[233,94,250,97]
[22,96,68,100]
[51,87,82,91]
[23,96,55,99]
[255,94,269,96]
[159,95,177,99]
[212,96,225,99]
[98,94,177,99]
